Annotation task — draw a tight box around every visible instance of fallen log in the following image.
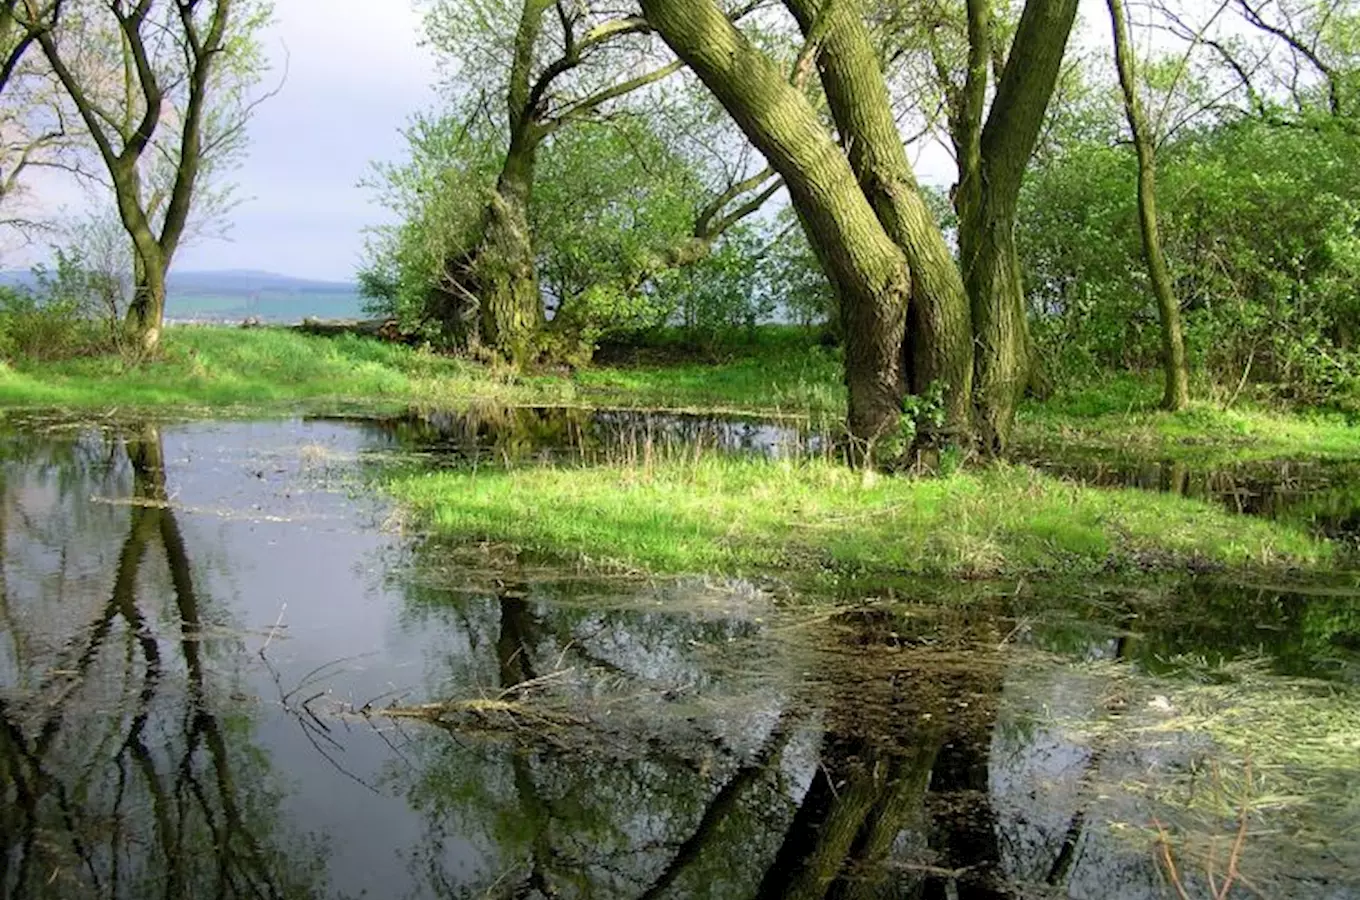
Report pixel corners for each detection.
[289,317,404,340]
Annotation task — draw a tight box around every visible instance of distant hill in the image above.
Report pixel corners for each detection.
[0,268,367,323]
[167,270,360,295]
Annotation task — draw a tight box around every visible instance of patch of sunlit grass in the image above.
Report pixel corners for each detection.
[1017,376,1360,461]
[384,456,1331,578]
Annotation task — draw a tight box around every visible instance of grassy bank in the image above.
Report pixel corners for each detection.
[386,457,1330,578]
[0,325,841,417]
[1017,376,1360,462]
[2,326,1357,463]
[0,327,555,413]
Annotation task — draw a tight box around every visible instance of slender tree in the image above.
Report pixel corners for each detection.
[21,0,270,353]
[1108,0,1191,410]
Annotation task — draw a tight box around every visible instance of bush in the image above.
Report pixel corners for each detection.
[0,251,124,363]
[0,287,112,362]
[1019,118,1360,407]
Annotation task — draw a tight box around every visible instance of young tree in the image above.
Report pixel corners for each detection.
[21,0,271,353]
[1108,0,1190,410]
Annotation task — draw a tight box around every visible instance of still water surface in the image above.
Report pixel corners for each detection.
[1,414,1357,899]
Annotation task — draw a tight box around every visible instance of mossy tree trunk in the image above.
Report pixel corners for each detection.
[473,122,546,358]
[446,0,551,360]
[638,0,913,447]
[641,0,1078,456]
[1108,0,1190,411]
[951,0,1080,453]
[784,0,976,447]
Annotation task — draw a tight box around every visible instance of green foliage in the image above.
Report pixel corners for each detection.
[0,252,123,362]
[760,210,836,329]
[1020,118,1360,407]
[361,111,760,350]
[358,107,505,339]
[534,119,701,320]
[651,226,775,346]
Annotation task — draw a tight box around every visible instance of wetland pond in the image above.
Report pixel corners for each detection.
[2,409,1358,899]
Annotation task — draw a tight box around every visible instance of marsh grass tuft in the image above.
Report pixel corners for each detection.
[384,453,1331,578]
[1067,657,1360,894]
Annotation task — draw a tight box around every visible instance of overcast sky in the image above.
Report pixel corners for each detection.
[166,0,438,280]
[5,1,438,281]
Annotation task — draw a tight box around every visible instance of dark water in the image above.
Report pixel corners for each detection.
[2,418,1359,899]
[318,405,820,466]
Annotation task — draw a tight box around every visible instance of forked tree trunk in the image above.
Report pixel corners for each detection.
[785,0,976,446]
[955,0,1080,454]
[638,0,913,448]
[1107,0,1190,410]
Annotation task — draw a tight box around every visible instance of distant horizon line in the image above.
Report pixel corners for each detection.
[0,266,359,287]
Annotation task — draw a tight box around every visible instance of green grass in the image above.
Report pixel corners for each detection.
[0,325,841,418]
[1015,375,1360,461]
[0,326,569,413]
[4,326,1358,465]
[569,328,844,418]
[385,456,1331,578]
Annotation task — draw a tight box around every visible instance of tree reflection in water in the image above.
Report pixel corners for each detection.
[0,424,325,900]
[1,418,1356,900]
[392,574,1040,899]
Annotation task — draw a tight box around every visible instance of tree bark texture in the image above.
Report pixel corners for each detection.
[785,0,976,445]
[956,0,1080,453]
[639,0,912,445]
[473,130,546,358]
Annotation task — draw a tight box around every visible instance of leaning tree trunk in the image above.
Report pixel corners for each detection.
[1108,0,1190,411]
[785,0,976,447]
[638,0,913,449]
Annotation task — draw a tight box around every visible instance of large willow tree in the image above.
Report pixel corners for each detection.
[637,0,1078,453]
[416,0,778,362]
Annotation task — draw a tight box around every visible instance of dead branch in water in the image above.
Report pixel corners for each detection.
[368,668,585,730]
